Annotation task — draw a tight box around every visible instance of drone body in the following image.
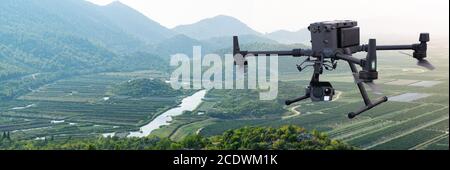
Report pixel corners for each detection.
[233,20,433,119]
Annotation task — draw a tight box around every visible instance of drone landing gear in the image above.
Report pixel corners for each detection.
[285,94,310,105]
[348,62,388,119]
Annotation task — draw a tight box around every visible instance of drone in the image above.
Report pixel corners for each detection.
[232,20,434,119]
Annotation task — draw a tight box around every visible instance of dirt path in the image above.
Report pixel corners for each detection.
[283,105,301,119]
[333,91,343,101]
[282,91,343,120]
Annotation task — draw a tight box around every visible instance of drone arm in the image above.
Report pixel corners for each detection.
[233,36,313,57]
[359,33,429,58]
[336,39,377,68]
[243,49,313,57]
[356,43,415,52]
[374,45,414,51]
[335,53,364,66]
[285,94,310,105]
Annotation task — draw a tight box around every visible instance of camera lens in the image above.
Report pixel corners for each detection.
[324,88,332,95]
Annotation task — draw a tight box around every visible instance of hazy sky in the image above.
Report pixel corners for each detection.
[87,0,449,36]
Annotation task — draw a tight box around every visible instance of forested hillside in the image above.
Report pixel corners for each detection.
[0,0,170,100]
[173,15,261,40]
[0,125,354,150]
[111,78,191,97]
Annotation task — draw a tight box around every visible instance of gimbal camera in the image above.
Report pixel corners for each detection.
[232,20,433,119]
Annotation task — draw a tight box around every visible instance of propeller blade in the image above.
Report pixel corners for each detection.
[417,59,436,70]
[364,81,383,95]
[352,73,383,95]
[398,51,436,70]
[398,51,412,57]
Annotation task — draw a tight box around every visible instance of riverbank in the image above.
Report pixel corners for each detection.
[126,90,207,138]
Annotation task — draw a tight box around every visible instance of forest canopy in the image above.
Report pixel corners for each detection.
[111,78,189,97]
[0,125,354,150]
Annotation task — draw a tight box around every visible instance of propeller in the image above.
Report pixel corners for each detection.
[398,51,435,70]
[364,81,383,95]
[352,73,383,95]
[417,59,436,70]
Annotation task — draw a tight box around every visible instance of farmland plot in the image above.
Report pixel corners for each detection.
[1,70,184,140]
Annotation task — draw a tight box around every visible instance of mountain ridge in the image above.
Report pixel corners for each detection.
[173,15,262,40]
[100,1,176,44]
[264,28,310,44]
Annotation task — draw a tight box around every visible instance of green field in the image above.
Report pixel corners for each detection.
[0,70,186,140]
[153,49,449,150]
[0,48,448,150]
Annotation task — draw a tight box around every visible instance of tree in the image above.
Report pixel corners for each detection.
[180,135,210,149]
[0,125,355,150]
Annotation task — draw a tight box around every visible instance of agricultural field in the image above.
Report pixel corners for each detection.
[155,49,449,150]
[0,70,186,140]
[0,45,447,150]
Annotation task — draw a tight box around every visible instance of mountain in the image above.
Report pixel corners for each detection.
[173,15,261,40]
[153,34,212,57]
[0,0,177,73]
[0,0,284,79]
[264,28,311,44]
[170,15,281,52]
[100,1,176,44]
[0,0,168,99]
[4,0,148,52]
[203,34,278,50]
[172,14,311,45]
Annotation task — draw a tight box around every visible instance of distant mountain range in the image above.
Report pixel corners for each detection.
[172,15,310,45]
[173,15,262,40]
[264,29,310,45]
[100,1,176,45]
[0,0,177,81]
[0,0,310,78]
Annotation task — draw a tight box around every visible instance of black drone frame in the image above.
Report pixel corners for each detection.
[232,21,431,119]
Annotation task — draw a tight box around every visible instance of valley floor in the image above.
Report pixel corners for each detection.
[0,51,449,150]
[153,51,450,150]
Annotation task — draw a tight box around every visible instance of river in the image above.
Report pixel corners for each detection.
[124,90,207,138]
